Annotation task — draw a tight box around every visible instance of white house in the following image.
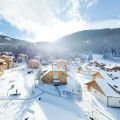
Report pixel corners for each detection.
[85,78,120,107]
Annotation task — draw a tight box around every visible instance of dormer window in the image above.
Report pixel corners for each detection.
[114,84,118,88]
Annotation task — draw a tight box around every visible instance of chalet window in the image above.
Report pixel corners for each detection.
[53,72,58,79]
[62,73,64,76]
[48,74,50,80]
[62,73,64,81]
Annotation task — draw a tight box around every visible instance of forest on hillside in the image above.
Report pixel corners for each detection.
[0,28,120,60]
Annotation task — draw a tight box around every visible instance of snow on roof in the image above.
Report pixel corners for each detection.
[0,58,4,62]
[52,66,66,71]
[34,56,40,58]
[95,78,120,97]
[54,59,67,64]
[0,55,12,61]
[19,53,27,56]
[81,64,98,73]
[29,59,39,63]
[44,65,65,71]
[41,65,67,78]
[107,80,120,93]
[105,64,115,69]
[98,70,112,80]
[8,56,15,60]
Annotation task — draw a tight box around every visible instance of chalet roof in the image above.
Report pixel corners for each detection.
[54,59,67,64]
[79,64,98,74]
[0,58,5,62]
[34,56,41,58]
[107,80,120,94]
[0,55,12,61]
[29,59,39,63]
[85,80,105,95]
[18,54,27,57]
[98,70,112,80]
[95,78,120,97]
[41,66,67,78]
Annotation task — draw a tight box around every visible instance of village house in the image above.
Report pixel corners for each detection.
[111,66,120,71]
[53,59,68,70]
[0,59,5,76]
[27,59,40,69]
[0,52,15,61]
[0,58,7,69]
[78,64,98,75]
[0,66,3,76]
[93,61,106,70]
[17,54,28,63]
[85,79,120,107]
[34,56,41,62]
[0,55,13,69]
[41,68,67,85]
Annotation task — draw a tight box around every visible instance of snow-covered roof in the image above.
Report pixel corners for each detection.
[0,58,4,62]
[54,59,67,64]
[80,64,98,73]
[8,56,15,60]
[95,78,120,97]
[105,64,115,69]
[107,80,120,94]
[44,65,66,71]
[18,53,27,57]
[98,70,112,80]
[52,66,66,71]
[34,56,40,58]
[29,59,39,63]
[0,55,12,61]
[41,65,67,78]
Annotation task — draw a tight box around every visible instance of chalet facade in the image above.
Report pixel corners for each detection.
[0,59,4,76]
[0,55,13,69]
[17,54,28,63]
[85,79,120,107]
[27,59,40,69]
[41,70,67,85]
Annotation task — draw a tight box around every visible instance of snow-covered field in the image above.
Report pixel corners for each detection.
[0,55,120,120]
[0,63,88,120]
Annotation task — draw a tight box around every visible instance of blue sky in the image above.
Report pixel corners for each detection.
[85,0,120,21]
[0,19,27,40]
[0,0,120,42]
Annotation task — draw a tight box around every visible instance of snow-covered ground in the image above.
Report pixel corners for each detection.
[76,55,120,120]
[0,55,119,120]
[0,63,88,120]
